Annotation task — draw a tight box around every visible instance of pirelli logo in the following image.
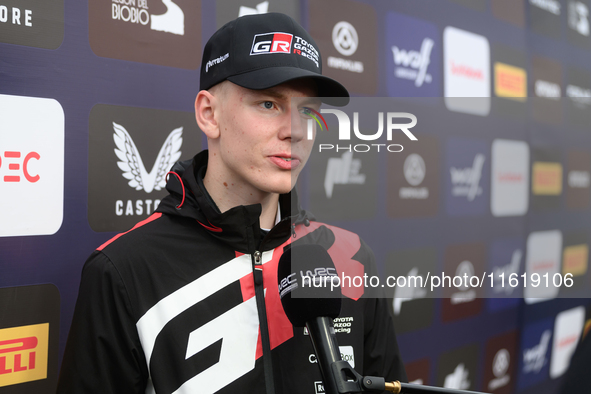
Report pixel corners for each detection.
[563,244,589,277]
[494,62,527,101]
[0,323,49,387]
[532,162,563,195]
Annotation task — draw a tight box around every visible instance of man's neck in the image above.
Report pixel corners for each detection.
[203,170,280,230]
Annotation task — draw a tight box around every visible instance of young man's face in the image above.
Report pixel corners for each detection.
[211,79,320,196]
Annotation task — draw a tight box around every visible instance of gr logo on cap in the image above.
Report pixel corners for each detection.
[251,32,293,54]
[200,13,349,105]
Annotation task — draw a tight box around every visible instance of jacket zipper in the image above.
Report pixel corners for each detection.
[254,250,262,265]
[251,249,275,394]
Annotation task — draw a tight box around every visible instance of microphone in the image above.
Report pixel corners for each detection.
[278,244,491,394]
[277,243,343,394]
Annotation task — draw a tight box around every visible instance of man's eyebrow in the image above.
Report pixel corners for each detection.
[300,97,322,107]
[261,88,286,99]
[249,88,287,100]
[250,88,321,105]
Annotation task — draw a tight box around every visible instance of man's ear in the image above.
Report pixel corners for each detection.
[195,90,220,139]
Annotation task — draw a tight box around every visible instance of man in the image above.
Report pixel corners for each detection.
[58,13,406,394]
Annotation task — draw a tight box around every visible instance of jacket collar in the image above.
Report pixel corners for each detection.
[157,150,311,253]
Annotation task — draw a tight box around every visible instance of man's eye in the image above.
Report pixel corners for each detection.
[263,101,274,109]
[300,107,313,117]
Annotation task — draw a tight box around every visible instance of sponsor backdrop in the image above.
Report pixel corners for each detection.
[1,1,591,393]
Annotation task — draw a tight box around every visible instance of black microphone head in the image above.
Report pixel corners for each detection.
[277,244,342,327]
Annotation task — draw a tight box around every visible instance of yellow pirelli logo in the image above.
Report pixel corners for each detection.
[494,62,527,101]
[532,162,563,195]
[563,244,589,277]
[0,323,49,387]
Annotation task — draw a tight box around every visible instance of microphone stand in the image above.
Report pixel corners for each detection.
[307,318,490,394]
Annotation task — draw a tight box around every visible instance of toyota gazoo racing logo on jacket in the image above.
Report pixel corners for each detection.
[250,32,320,68]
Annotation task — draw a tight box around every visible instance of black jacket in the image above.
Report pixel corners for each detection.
[57,150,407,394]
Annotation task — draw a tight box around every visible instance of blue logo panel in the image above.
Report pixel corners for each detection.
[517,318,553,390]
[385,13,440,97]
[445,138,490,216]
[486,238,524,312]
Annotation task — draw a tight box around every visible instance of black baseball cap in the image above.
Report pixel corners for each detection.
[200,13,349,105]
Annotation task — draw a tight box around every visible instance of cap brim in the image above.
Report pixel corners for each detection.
[228,67,350,107]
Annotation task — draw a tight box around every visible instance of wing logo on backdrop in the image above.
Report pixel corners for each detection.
[444,364,470,390]
[113,123,183,194]
[238,1,268,16]
[392,38,434,87]
[568,1,590,36]
[324,152,366,198]
[112,0,185,35]
[88,104,200,232]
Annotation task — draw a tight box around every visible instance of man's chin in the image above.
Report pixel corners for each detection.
[272,185,294,195]
[265,181,295,195]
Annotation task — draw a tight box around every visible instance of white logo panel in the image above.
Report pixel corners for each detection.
[444,26,490,116]
[550,306,585,378]
[491,139,530,217]
[525,230,562,303]
[0,94,64,237]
